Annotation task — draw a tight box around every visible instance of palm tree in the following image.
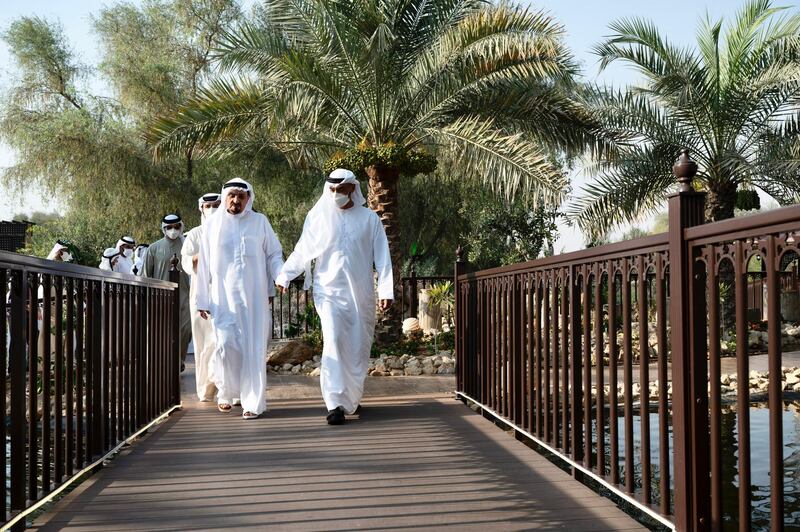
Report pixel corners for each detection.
[569,0,800,238]
[146,0,596,336]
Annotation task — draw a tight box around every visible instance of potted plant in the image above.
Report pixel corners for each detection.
[420,281,454,331]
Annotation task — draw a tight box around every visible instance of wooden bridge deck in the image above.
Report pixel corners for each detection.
[33,359,646,531]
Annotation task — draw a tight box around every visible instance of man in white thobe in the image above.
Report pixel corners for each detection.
[99,248,122,271]
[181,193,221,402]
[276,168,393,425]
[114,236,136,274]
[196,179,284,419]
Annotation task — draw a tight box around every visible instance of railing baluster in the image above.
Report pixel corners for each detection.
[638,255,651,504]
[54,276,64,485]
[608,264,619,486]
[28,273,39,503]
[10,269,27,526]
[42,273,52,494]
[734,242,751,530]
[582,266,592,469]
[656,254,670,516]
[766,235,784,531]
[551,272,560,448]
[75,280,84,470]
[623,258,634,493]
[534,274,542,438]
[594,264,605,477]
[570,266,582,462]
[706,246,722,530]
[560,270,570,454]
[543,274,551,443]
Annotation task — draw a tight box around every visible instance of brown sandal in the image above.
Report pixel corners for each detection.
[218,403,232,413]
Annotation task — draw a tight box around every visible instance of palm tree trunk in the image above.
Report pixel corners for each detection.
[707,180,738,332]
[366,164,402,344]
[705,180,737,221]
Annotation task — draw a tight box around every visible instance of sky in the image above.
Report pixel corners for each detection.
[0,0,778,250]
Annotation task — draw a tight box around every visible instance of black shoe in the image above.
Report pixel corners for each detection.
[353,405,362,415]
[181,362,186,373]
[326,406,345,425]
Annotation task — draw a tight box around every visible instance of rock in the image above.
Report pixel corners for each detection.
[793,382,800,392]
[422,364,436,375]
[309,367,321,377]
[313,355,321,363]
[387,356,404,369]
[748,331,762,348]
[721,374,732,386]
[438,364,454,374]
[390,369,405,376]
[403,318,421,334]
[291,365,301,374]
[268,340,315,366]
[787,373,800,386]
[282,363,294,371]
[405,364,423,376]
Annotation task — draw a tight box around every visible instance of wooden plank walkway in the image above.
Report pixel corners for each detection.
[33,357,646,531]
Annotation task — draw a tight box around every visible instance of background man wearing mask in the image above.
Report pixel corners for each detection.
[114,236,136,274]
[99,247,122,271]
[276,168,393,426]
[182,193,221,401]
[144,214,191,371]
[196,179,283,420]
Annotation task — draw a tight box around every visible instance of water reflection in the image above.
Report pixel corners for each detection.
[596,402,800,530]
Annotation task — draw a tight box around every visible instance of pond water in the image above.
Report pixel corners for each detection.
[586,401,800,530]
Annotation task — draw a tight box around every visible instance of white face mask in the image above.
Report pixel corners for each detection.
[333,191,351,208]
[122,248,133,259]
[61,252,72,262]
[165,228,182,240]
[202,207,218,218]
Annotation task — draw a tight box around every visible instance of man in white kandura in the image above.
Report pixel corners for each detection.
[276,168,393,426]
[196,179,284,419]
[114,236,136,274]
[181,193,222,402]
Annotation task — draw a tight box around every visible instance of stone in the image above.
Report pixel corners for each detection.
[373,362,388,373]
[402,317,421,334]
[405,364,423,376]
[282,363,294,371]
[422,364,436,375]
[390,369,405,376]
[787,373,800,386]
[387,356,404,369]
[291,365,301,374]
[438,364,454,374]
[309,367,321,377]
[313,355,321,363]
[748,331,762,348]
[268,340,315,366]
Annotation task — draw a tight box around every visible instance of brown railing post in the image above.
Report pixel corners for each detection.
[455,246,465,393]
[668,149,707,531]
[169,255,181,407]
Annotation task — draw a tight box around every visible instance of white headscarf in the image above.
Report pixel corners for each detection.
[198,193,221,225]
[116,236,136,258]
[99,247,121,271]
[46,240,70,261]
[204,179,256,258]
[295,168,366,288]
[161,214,185,238]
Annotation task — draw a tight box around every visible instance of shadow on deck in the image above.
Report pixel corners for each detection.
[32,357,646,531]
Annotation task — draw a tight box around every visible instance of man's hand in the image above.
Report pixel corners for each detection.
[379,299,392,312]
[199,310,210,320]
[192,255,198,273]
[276,283,288,294]
[269,297,274,305]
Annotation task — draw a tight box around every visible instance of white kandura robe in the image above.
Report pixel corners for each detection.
[181,225,217,401]
[276,205,393,414]
[116,254,134,275]
[196,204,283,415]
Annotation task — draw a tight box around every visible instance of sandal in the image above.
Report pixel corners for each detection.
[218,403,232,413]
[242,411,259,420]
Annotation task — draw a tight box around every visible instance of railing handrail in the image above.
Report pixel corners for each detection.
[0,249,177,289]
[684,203,800,244]
[459,232,669,280]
